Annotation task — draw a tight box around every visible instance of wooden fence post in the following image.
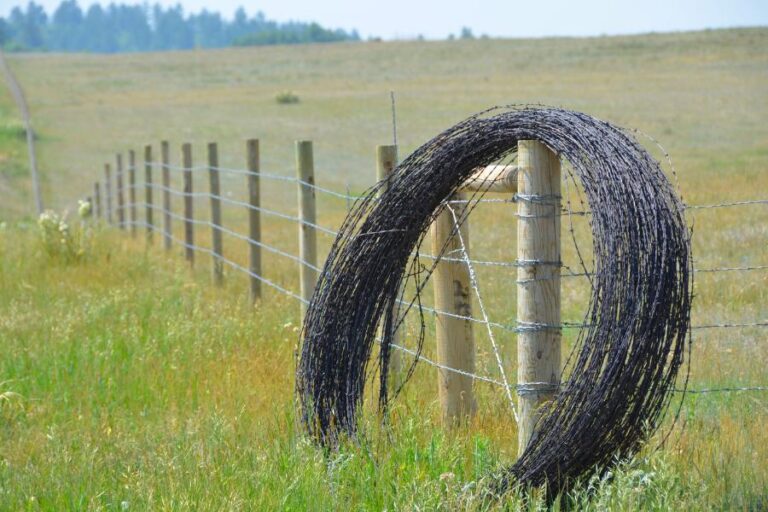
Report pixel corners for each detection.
[104,163,113,225]
[161,140,172,250]
[431,194,476,425]
[128,150,137,236]
[94,182,102,220]
[144,145,154,244]
[377,144,402,378]
[296,140,317,319]
[182,143,194,266]
[116,153,125,229]
[516,140,561,452]
[247,139,262,302]
[208,142,223,286]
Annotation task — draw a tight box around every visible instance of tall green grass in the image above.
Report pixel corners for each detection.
[1,27,766,510]
[0,224,765,510]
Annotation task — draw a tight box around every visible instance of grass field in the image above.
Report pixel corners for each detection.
[0,28,767,510]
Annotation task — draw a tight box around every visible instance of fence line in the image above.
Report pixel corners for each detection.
[144,160,768,212]
[126,218,309,304]
[111,188,768,333]
[120,182,767,277]
[82,140,768,399]
[129,204,768,336]
[0,49,43,215]
[118,170,768,328]
[129,214,768,397]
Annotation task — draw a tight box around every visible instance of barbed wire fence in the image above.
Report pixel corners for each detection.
[0,49,43,215]
[69,139,768,399]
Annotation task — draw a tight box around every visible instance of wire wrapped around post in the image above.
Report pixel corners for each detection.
[295,106,692,495]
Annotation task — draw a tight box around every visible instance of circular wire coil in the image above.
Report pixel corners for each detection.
[296,106,692,494]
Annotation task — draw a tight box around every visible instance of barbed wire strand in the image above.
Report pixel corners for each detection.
[122,198,768,335]
[447,202,519,422]
[97,161,767,405]
[125,183,768,277]
[117,214,767,398]
[142,160,768,211]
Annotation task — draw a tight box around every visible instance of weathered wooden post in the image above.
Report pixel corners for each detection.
[144,145,154,243]
[182,142,194,266]
[430,164,519,426]
[128,150,137,236]
[247,139,262,302]
[431,193,476,425]
[104,163,113,225]
[94,182,102,220]
[377,144,402,378]
[296,140,317,319]
[116,153,125,229]
[161,140,172,250]
[516,140,561,452]
[208,142,223,286]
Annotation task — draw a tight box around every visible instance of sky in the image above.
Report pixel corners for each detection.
[2,0,767,40]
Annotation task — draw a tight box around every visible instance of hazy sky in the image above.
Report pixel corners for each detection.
[3,0,767,39]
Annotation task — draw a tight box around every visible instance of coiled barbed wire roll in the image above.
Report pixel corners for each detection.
[296,106,691,494]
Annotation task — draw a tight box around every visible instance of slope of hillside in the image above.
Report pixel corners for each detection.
[1,27,766,218]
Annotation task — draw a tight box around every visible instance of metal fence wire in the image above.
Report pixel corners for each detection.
[85,142,765,402]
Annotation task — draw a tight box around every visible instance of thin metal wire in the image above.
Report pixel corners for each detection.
[693,265,768,273]
[93,155,768,408]
[117,211,768,395]
[119,192,768,279]
[141,182,341,236]
[147,161,208,172]
[216,223,322,272]
[446,203,519,422]
[123,217,519,386]
[686,199,768,210]
[124,197,768,334]
[139,180,768,276]
[125,218,307,303]
[676,386,768,394]
[691,321,768,330]
[145,158,768,219]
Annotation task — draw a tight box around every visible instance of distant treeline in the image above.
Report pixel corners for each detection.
[0,1,361,53]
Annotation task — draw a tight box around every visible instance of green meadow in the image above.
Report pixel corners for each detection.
[0,27,766,509]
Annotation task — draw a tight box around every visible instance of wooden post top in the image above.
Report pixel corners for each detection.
[460,164,518,193]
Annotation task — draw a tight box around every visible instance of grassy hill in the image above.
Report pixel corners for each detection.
[1,27,766,217]
[0,28,766,509]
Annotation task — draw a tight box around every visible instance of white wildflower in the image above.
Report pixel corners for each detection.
[78,199,92,219]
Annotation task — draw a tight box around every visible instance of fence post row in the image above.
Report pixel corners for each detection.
[431,191,476,425]
[116,153,125,229]
[88,138,564,448]
[94,182,102,220]
[247,139,262,302]
[145,145,154,243]
[296,140,318,321]
[104,163,113,225]
[516,140,561,452]
[182,142,194,266]
[376,145,403,380]
[161,140,172,250]
[208,142,224,286]
[128,150,137,236]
